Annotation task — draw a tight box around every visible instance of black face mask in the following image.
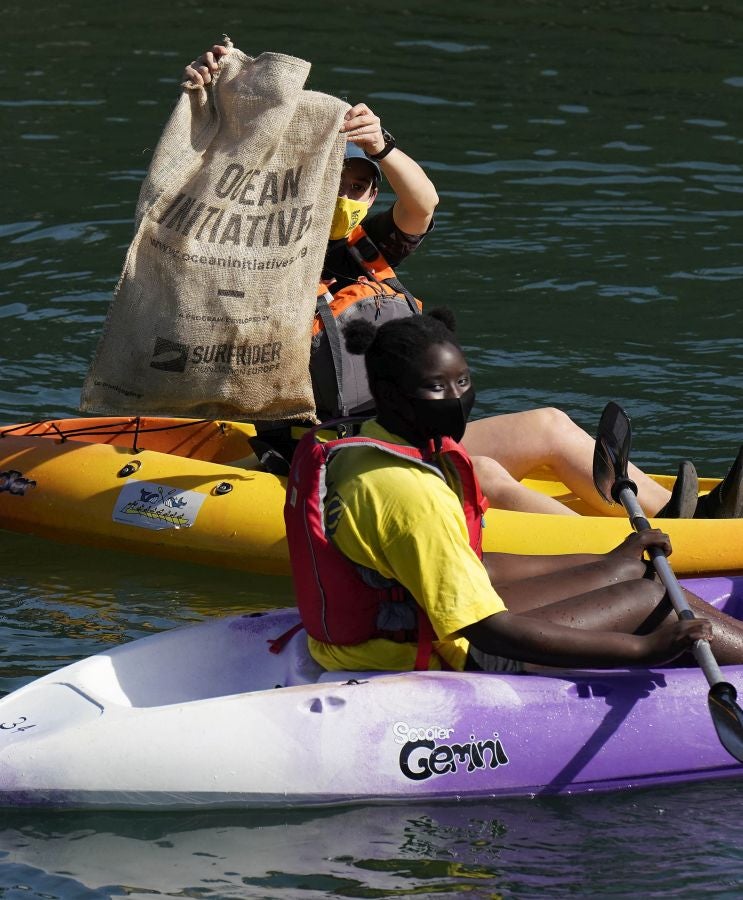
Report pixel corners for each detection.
[405,386,476,444]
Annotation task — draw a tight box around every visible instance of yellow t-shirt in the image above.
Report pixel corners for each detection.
[307,421,507,671]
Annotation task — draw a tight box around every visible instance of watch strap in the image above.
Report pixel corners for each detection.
[367,129,396,161]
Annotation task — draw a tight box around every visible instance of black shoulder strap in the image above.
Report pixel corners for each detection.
[315,291,347,417]
[346,243,382,284]
[382,276,420,314]
[351,233,380,263]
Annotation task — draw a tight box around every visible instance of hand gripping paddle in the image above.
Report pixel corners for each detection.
[593,401,743,763]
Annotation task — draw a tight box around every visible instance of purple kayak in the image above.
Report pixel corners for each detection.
[1,575,742,809]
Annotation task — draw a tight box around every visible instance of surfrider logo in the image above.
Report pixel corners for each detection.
[150,337,190,372]
[150,336,283,373]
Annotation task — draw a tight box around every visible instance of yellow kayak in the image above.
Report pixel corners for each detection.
[0,416,740,576]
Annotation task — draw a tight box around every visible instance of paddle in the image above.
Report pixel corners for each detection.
[592,400,743,763]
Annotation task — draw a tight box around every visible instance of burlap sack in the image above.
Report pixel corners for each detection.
[80,43,348,422]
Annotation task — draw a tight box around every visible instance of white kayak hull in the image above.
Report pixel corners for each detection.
[1,577,743,809]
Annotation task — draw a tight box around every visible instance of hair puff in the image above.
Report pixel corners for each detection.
[343,319,377,355]
[426,306,457,334]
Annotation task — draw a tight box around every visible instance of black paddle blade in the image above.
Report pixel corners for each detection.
[593,401,633,504]
[708,681,743,764]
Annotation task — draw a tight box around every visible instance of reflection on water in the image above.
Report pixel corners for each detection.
[2,784,743,897]
[0,531,293,693]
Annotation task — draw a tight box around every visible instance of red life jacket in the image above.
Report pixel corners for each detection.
[283,424,488,670]
[311,224,423,419]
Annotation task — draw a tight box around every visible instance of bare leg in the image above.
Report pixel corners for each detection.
[495,559,743,665]
[463,408,671,516]
[520,586,743,665]
[683,595,743,663]
[494,555,650,610]
[507,579,670,631]
[471,455,579,516]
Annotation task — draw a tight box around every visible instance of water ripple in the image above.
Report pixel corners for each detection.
[0,99,105,107]
[0,222,40,238]
[369,91,475,107]
[670,266,743,281]
[12,220,129,244]
[396,39,491,53]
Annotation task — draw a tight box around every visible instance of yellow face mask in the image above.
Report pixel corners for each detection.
[329,196,369,241]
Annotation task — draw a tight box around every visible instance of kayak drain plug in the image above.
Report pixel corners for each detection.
[214,482,233,495]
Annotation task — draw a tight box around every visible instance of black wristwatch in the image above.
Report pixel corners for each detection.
[366,128,396,161]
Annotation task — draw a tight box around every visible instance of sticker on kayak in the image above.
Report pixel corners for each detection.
[113,480,206,530]
[393,720,509,782]
[0,469,36,496]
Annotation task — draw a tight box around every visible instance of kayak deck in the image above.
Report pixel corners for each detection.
[0,416,740,576]
[0,416,259,461]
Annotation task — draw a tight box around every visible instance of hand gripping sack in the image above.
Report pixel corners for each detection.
[80,44,348,422]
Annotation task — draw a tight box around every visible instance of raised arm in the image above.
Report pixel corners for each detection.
[342,102,438,235]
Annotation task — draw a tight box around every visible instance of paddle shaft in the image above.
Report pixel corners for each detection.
[594,402,743,761]
[617,484,726,687]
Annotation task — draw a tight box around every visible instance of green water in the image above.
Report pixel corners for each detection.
[2,1,743,896]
